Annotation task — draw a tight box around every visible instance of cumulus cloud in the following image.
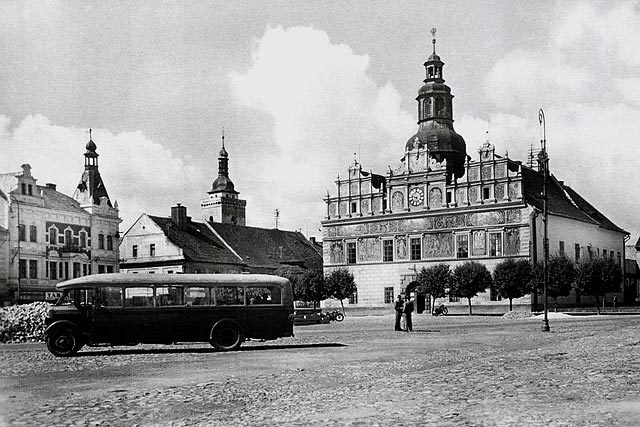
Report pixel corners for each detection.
[0,114,201,232]
[479,1,640,238]
[229,26,414,232]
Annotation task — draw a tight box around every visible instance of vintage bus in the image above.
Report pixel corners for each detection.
[44,273,294,357]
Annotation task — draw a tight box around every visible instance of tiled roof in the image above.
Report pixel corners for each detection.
[148,216,244,265]
[208,222,323,271]
[40,186,87,214]
[521,165,626,234]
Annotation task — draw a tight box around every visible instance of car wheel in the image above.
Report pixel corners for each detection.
[335,313,345,322]
[46,328,80,357]
[209,323,244,351]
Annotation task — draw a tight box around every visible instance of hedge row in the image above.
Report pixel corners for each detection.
[0,302,50,343]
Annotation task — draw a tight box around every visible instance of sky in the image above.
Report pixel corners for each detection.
[1,1,639,243]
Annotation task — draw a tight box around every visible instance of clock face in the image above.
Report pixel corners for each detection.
[409,187,424,206]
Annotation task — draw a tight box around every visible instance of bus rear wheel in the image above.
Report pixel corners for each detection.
[210,323,244,351]
[47,328,80,357]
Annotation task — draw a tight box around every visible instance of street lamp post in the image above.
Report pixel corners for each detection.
[538,109,550,332]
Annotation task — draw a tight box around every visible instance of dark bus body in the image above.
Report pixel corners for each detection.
[44,273,294,357]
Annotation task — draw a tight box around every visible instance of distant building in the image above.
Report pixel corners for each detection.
[120,137,322,275]
[321,36,628,313]
[0,132,121,304]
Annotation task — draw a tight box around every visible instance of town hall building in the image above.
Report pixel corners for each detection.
[321,35,629,314]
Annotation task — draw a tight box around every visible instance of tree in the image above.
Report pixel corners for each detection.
[450,261,493,315]
[415,264,450,312]
[492,259,532,311]
[532,255,576,309]
[575,257,622,314]
[325,268,357,314]
[294,270,329,309]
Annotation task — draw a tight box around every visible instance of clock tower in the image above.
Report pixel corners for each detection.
[201,133,246,225]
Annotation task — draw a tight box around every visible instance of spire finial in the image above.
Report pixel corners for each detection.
[221,127,225,149]
[431,28,437,54]
[89,128,92,140]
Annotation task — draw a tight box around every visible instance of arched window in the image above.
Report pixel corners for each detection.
[18,224,26,241]
[435,97,445,117]
[107,235,113,251]
[64,229,72,247]
[79,231,87,248]
[29,225,37,242]
[98,234,105,249]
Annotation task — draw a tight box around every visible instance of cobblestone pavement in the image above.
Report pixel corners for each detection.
[1,314,639,426]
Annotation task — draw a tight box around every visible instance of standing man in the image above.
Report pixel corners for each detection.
[403,294,414,332]
[394,294,404,331]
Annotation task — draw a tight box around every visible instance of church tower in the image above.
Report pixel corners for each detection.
[73,129,119,217]
[404,29,467,183]
[201,133,246,225]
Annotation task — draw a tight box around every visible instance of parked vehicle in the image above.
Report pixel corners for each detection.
[323,310,345,322]
[433,304,448,317]
[44,273,294,356]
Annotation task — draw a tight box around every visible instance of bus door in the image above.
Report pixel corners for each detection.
[244,284,285,339]
[154,285,185,343]
[92,286,124,344]
[121,286,160,343]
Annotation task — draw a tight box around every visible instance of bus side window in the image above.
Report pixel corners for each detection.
[125,287,154,307]
[214,286,244,306]
[247,286,281,305]
[185,287,209,306]
[98,287,123,307]
[156,285,183,306]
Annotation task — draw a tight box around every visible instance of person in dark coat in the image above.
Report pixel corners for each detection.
[403,296,414,332]
[394,294,404,331]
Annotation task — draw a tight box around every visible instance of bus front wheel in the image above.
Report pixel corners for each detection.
[46,328,80,357]
[210,322,244,351]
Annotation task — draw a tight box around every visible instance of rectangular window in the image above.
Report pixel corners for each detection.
[349,288,358,304]
[132,245,138,258]
[58,262,63,279]
[29,260,38,278]
[185,287,210,305]
[150,243,156,257]
[29,225,37,242]
[247,285,282,305]
[446,191,452,204]
[383,240,394,262]
[410,237,421,261]
[106,265,114,273]
[64,230,72,246]
[350,201,357,214]
[575,244,580,263]
[107,235,113,250]
[483,187,491,200]
[73,262,81,278]
[98,265,105,274]
[602,249,607,258]
[384,287,394,304]
[214,286,245,306]
[98,234,104,249]
[347,242,357,264]
[82,264,88,276]
[156,286,183,306]
[19,259,27,279]
[559,241,565,256]
[79,232,86,248]
[28,184,32,196]
[489,232,502,257]
[98,286,122,307]
[124,287,154,307]
[456,234,469,258]
[65,262,69,280]
[21,183,26,194]
[49,228,57,245]
[50,261,57,280]
[18,224,26,242]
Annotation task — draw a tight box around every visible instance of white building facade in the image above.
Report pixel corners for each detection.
[0,134,120,304]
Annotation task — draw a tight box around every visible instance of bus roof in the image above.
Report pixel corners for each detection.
[56,273,291,290]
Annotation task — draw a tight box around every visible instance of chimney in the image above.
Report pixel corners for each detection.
[46,183,57,191]
[310,237,316,244]
[171,204,188,229]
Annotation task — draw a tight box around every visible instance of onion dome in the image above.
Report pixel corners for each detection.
[208,132,238,194]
